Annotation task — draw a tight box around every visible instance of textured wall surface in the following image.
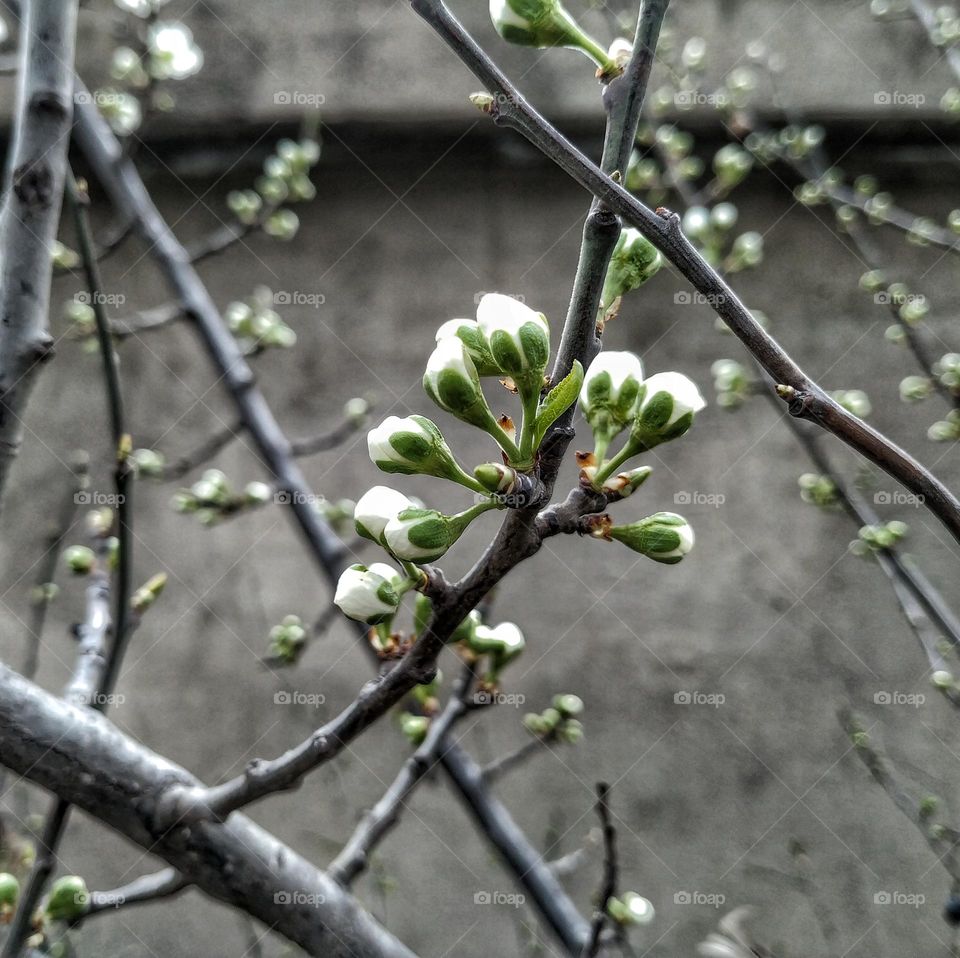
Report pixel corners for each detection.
[0,1,959,957]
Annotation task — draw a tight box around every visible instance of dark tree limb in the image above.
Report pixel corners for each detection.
[0,664,418,958]
[0,0,78,506]
[408,0,960,545]
[80,868,188,919]
[582,783,617,958]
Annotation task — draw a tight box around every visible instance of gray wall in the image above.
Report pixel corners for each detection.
[1,1,960,957]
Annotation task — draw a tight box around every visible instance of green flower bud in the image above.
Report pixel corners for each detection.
[400,713,430,746]
[333,562,404,624]
[932,669,955,689]
[599,465,652,498]
[559,718,583,743]
[367,414,482,491]
[354,485,416,546]
[713,143,753,187]
[580,352,645,448]
[830,389,871,418]
[268,614,308,663]
[476,293,550,388]
[602,512,694,564]
[64,545,95,575]
[600,228,662,310]
[0,873,19,908]
[131,573,167,614]
[900,375,932,403]
[132,447,165,478]
[423,336,498,431]
[553,693,583,717]
[51,241,80,271]
[383,503,494,563]
[488,0,616,75]
[610,892,654,926]
[470,622,525,675]
[629,372,706,451]
[434,318,500,376]
[45,875,89,922]
[244,481,273,505]
[264,209,299,241]
[474,462,519,494]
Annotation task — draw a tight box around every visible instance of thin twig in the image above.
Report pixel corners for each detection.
[329,665,475,886]
[582,783,618,958]
[80,867,187,919]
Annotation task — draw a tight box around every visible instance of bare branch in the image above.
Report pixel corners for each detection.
[0,0,78,506]
[0,663,418,958]
[80,868,187,919]
[582,783,617,958]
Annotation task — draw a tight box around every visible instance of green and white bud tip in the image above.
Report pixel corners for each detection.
[476,293,550,386]
[600,228,662,311]
[435,317,500,376]
[0,873,19,908]
[630,371,707,451]
[600,512,695,564]
[384,501,496,563]
[334,562,404,625]
[489,0,618,76]
[580,351,645,451]
[367,414,483,491]
[354,485,416,546]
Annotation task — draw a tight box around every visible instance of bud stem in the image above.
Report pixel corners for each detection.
[517,386,542,465]
[591,440,637,487]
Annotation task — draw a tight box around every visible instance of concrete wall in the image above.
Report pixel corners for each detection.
[1,1,960,957]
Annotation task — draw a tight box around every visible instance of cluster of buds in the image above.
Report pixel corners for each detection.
[798,473,839,509]
[851,520,908,556]
[934,353,960,395]
[928,409,960,442]
[225,287,297,353]
[172,469,273,525]
[62,298,98,351]
[899,375,933,404]
[523,693,584,743]
[607,892,654,926]
[711,358,751,409]
[226,138,319,241]
[488,0,621,79]
[577,352,702,564]
[268,614,308,665]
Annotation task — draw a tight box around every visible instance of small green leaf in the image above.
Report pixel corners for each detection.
[533,360,583,448]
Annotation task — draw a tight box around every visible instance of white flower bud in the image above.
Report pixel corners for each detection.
[423,337,495,430]
[334,562,403,624]
[476,293,550,384]
[354,486,414,545]
[435,318,500,375]
[580,351,645,441]
[367,414,480,489]
[630,371,706,449]
[600,228,662,309]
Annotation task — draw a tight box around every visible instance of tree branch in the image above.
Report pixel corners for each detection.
[582,783,617,958]
[0,663,417,958]
[0,0,78,507]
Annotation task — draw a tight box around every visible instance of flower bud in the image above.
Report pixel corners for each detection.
[383,506,482,563]
[400,713,430,746]
[334,562,403,624]
[580,352,645,446]
[268,614,307,663]
[553,693,583,717]
[489,0,616,75]
[601,512,694,564]
[0,873,19,908]
[131,573,167,614]
[600,465,652,498]
[476,293,550,387]
[608,892,654,926]
[44,875,89,922]
[600,228,662,311]
[354,485,415,546]
[367,414,481,490]
[629,372,706,450]
[435,318,500,376]
[474,462,518,494]
[469,622,525,676]
[64,545,95,575]
[423,336,497,431]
